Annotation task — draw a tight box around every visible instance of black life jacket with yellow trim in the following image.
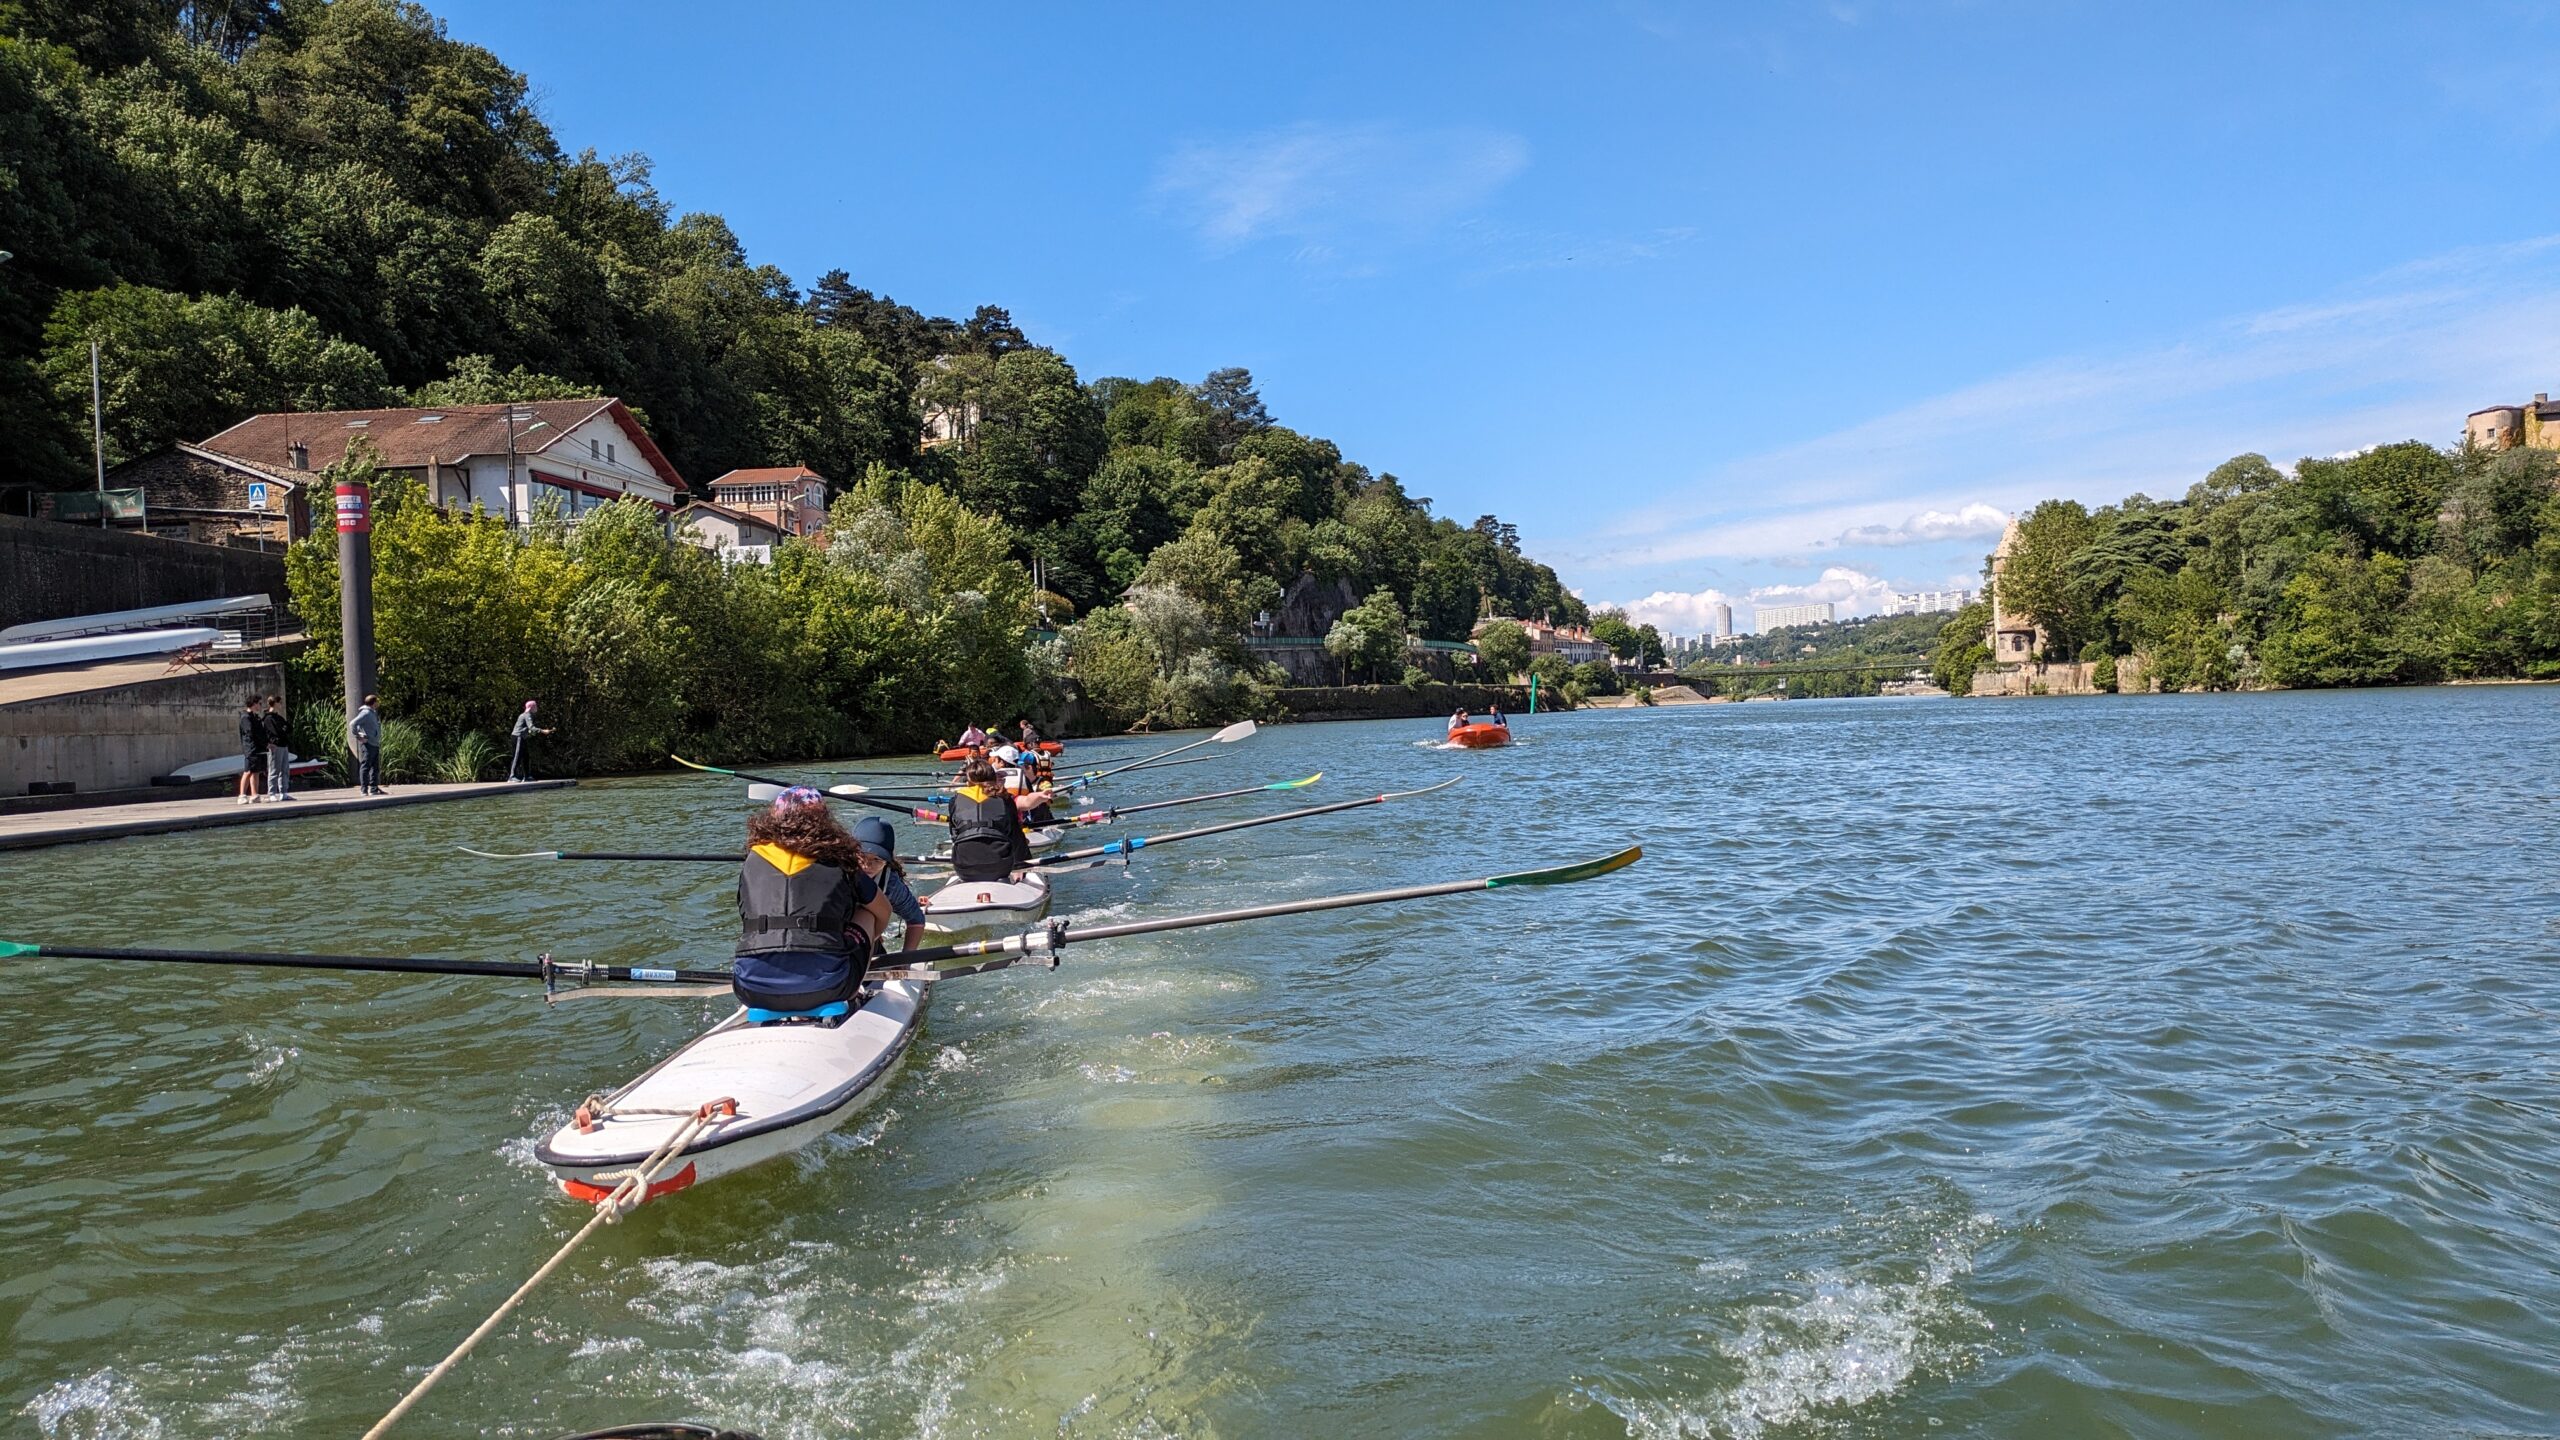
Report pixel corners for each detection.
[735,842,862,956]
[946,785,1019,848]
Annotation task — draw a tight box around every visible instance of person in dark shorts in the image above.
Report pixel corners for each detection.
[237,697,266,805]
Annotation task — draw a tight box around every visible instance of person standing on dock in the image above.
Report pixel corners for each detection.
[508,700,552,782]
[237,697,266,805]
[262,695,294,801]
[348,694,385,795]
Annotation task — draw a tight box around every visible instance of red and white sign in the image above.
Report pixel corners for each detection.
[334,482,370,534]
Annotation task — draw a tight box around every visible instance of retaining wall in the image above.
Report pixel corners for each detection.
[0,513,288,632]
[1275,683,1538,724]
[1,662,282,795]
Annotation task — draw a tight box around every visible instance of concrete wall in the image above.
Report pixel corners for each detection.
[0,513,289,633]
[2,662,282,795]
[1970,661,2101,697]
[1277,683,1538,724]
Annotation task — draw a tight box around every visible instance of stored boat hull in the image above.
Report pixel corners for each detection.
[534,979,926,1201]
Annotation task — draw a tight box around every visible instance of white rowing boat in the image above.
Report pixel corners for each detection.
[919,869,1052,939]
[534,978,927,1202]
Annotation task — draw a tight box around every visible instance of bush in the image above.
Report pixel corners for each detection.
[435,731,499,783]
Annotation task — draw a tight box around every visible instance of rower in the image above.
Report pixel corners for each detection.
[945,758,1040,882]
[850,816,928,955]
[730,787,892,1022]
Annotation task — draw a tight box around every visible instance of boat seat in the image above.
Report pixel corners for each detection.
[745,999,851,1026]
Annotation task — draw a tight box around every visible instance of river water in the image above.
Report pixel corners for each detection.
[3,686,2556,1438]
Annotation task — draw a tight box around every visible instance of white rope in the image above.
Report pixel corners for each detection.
[359,1098,735,1440]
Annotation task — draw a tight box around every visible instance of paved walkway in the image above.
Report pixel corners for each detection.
[0,779,576,851]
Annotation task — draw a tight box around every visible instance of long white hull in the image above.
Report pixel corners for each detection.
[920,870,1052,939]
[534,979,927,1202]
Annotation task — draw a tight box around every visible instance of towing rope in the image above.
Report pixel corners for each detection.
[359,1097,739,1440]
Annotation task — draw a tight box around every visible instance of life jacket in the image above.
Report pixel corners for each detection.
[735,842,862,957]
[946,786,1018,848]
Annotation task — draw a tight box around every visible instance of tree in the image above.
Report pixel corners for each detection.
[1930,602,1991,696]
[1325,587,1407,683]
[1474,619,1529,679]
[1997,499,2102,658]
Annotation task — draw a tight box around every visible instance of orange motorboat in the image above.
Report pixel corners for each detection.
[1446,722,1512,749]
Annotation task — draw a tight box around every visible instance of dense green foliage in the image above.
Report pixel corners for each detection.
[285,448,1034,770]
[6,0,1586,750]
[1992,443,2560,689]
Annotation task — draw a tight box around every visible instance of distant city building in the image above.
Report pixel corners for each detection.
[1753,601,1834,632]
[1882,588,1979,616]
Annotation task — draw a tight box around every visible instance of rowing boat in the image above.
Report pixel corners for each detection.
[1446,722,1512,749]
[533,978,927,1202]
[918,869,1052,939]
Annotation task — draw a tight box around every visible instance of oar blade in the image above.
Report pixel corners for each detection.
[1486,846,1643,889]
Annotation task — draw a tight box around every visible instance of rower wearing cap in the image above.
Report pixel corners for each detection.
[730,787,893,1020]
[849,815,928,954]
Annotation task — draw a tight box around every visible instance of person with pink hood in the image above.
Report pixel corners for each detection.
[507,699,554,782]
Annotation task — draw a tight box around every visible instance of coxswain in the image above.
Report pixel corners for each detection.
[849,816,929,954]
[730,787,893,1019]
[944,758,1041,881]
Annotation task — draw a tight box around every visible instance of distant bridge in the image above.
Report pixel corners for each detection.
[1676,660,1928,682]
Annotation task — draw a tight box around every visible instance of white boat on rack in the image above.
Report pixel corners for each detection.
[534,977,927,1202]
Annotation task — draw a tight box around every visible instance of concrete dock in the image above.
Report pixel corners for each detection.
[0,779,575,851]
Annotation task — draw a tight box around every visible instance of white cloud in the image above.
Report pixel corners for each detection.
[1824,502,2010,549]
[1153,122,1528,254]
[1610,588,1744,633]
[1545,233,2560,583]
[1745,566,1896,619]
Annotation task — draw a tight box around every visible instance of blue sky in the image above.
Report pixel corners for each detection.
[437,0,2560,632]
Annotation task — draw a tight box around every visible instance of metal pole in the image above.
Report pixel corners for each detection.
[89,339,105,526]
[337,478,377,722]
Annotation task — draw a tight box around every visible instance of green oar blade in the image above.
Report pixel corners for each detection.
[1486,846,1643,888]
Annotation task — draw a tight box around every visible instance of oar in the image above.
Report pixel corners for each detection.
[1039,777,1461,864]
[1063,720,1256,789]
[0,941,729,995]
[454,844,950,867]
[1064,773,1319,826]
[873,846,1643,982]
[670,755,938,819]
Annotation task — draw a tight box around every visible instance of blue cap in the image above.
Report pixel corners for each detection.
[850,814,895,861]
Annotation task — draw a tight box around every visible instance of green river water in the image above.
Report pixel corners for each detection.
[3,686,2556,1438]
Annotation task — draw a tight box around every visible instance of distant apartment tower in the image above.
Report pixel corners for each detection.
[1713,601,1733,638]
[1754,601,1834,631]
[1882,588,1979,616]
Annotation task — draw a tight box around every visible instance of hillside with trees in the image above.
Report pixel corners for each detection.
[1,0,1584,751]
[1953,443,2560,692]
